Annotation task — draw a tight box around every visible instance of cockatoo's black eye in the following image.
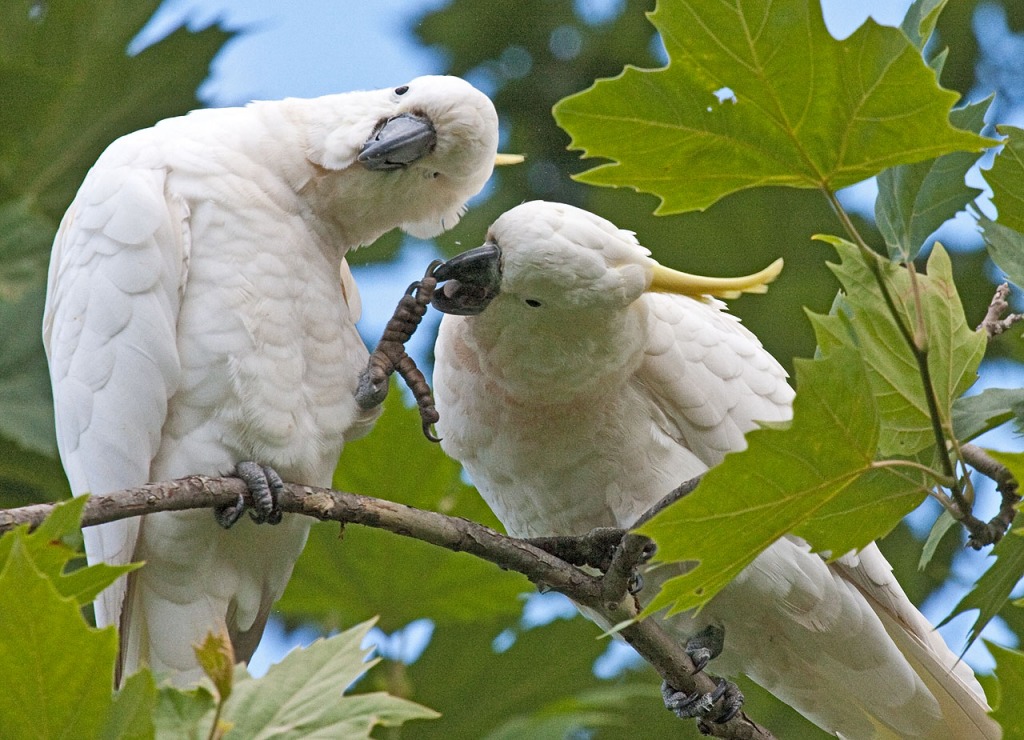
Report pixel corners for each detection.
[395,85,409,96]
[525,299,542,308]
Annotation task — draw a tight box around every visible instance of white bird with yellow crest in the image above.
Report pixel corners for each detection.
[430,200,998,738]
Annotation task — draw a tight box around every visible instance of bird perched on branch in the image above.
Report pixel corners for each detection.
[430,200,998,738]
[43,75,500,684]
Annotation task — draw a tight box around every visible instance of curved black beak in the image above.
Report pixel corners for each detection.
[431,242,502,316]
[359,113,437,171]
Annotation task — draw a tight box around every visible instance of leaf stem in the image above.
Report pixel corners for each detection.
[868,458,956,488]
[821,188,967,516]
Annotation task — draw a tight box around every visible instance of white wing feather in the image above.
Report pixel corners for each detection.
[43,149,189,629]
[637,292,794,464]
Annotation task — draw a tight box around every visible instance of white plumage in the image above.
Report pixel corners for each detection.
[432,200,998,738]
[43,75,499,683]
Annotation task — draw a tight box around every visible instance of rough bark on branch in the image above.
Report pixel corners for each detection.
[0,477,774,740]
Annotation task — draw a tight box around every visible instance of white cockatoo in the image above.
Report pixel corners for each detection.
[43,75,500,684]
[430,201,998,738]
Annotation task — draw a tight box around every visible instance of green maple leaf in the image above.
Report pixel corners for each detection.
[875,99,989,261]
[221,620,437,738]
[988,641,1023,735]
[984,126,1024,235]
[0,532,118,739]
[811,238,985,458]
[553,0,994,214]
[640,347,929,614]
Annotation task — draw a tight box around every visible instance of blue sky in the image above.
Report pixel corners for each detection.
[131,0,1022,677]
[137,0,915,105]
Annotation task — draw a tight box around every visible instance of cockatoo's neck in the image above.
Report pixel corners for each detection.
[464,296,649,404]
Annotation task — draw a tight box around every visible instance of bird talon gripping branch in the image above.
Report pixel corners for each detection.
[356,260,443,441]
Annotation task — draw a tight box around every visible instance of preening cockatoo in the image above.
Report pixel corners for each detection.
[430,201,998,738]
[43,75,499,684]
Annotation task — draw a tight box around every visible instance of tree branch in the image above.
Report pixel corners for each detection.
[0,477,775,740]
[977,283,1024,338]
[960,443,1020,549]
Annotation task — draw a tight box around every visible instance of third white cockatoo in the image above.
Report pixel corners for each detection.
[429,201,998,738]
[43,75,500,684]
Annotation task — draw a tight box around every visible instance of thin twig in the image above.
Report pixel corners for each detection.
[0,479,774,740]
[978,283,1024,338]
[960,443,1020,548]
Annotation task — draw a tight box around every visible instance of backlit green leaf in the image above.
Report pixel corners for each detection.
[0,534,118,739]
[984,126,1024,234]
[813,238,985,458]
[554,0,993,214]
[875,99,989,261]
[938,524,1024,652]
[641,348,928,614]
[223,620,438,739]
[989,641,1024,736]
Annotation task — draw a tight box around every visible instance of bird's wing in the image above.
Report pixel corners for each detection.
[43,150,190,629]
[829,545,1000,738]
[636,292,794,467]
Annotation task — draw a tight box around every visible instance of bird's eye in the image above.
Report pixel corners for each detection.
[525,299,542,308]
[394,85,409,96]
[432,172,441,179]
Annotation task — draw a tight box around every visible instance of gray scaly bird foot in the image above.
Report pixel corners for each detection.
[662,624,742,725]
[215,461,286,529]
[684,624,725,672]
[662,677,744,725]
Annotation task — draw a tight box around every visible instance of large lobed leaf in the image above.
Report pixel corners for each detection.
[640,234,986,613]
[983,125,1024,235]
[640,347,928,614]
[553,0,993,214]
[0,500,125,739]
[988,640,1024,736]
[875,99,989,261]
[213,620,437,739]
[0,497,135,606]
[937,451,1024,654]
[982,127,1024,290]
[813,238,986,458]
[0,0,232,221]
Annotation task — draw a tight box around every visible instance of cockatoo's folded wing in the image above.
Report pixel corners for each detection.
[637,292,794,468]
[43,145,189,629]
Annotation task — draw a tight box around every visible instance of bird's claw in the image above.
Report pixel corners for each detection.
[215,461,285,529]
[354,366,389,410]
[214,494,246,529]
[524,527,629,571]
[359,261,441,441]
[662,677,743,725]
[685,624,725,673]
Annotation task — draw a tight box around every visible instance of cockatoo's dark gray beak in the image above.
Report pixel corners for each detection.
[359,113,437,170]
[431,242,502,315]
